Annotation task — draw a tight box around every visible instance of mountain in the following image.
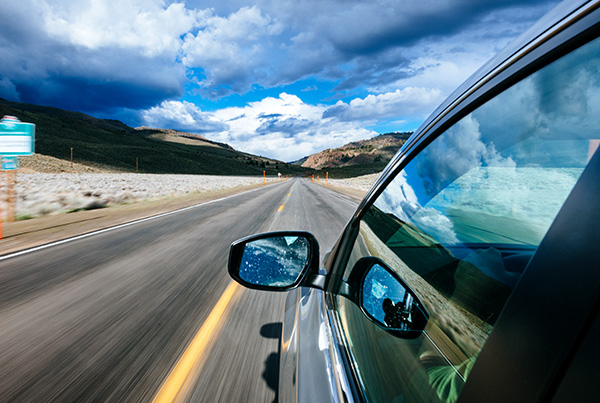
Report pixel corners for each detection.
[0,98,310,176]
[297,132,412,177]
[134,127,235,150]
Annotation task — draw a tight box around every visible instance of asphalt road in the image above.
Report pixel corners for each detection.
[0,178,359,402]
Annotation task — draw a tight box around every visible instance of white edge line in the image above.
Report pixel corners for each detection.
[0,182,282,262]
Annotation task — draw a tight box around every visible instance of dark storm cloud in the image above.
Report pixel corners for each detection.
[319,0,556,56]
[258,113,284,119]
[0,1,188,114]
[331,53,415,91]
[0,36,186,113]
[0,0,561,140]
[271,0,559,92]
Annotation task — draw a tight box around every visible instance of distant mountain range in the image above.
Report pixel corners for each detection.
[0,98,412,178]
[0,98,306,176]
[293,132,412,177]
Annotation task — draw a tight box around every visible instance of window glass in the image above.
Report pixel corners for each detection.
[336,37,600,403]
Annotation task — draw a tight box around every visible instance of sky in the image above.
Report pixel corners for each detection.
[0,0,560,162]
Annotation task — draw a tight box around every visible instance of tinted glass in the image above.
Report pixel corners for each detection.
[337,37,600,403]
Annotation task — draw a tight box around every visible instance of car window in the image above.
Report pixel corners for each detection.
[336,36,600,403]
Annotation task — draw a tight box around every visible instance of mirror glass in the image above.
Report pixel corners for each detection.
[361,263,427,335]
[239,236,310,287]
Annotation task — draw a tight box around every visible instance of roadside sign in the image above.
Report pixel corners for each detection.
[1,156,18,170]
[0,115,35,156]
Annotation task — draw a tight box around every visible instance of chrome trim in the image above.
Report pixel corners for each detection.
[325,293,366,402]
[317,292,354,403]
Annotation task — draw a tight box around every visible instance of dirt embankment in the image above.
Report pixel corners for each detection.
[18,154,121,174]
[7,173,272,219]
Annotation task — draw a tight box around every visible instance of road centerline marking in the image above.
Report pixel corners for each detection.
[277,183,295,213]
[153,281,240,403]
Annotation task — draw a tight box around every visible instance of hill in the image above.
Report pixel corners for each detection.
[299,132,412,178]
[0,99,310,176]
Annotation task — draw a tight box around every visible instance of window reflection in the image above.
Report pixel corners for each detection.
[338,37,600,403]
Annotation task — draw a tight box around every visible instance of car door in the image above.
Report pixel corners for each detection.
[323,20,600,403]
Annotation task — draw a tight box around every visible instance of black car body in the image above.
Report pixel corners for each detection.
[229,1,600,401]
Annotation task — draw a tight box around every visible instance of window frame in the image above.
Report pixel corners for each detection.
[323,3,600,402]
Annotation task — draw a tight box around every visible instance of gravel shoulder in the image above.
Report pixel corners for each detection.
[0,182,269,256]
[0,172,379,256]
[312,173,380,201]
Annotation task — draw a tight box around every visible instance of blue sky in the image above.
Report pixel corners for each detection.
[0,0,559,161]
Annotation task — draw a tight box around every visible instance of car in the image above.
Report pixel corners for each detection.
[228,1,600,402]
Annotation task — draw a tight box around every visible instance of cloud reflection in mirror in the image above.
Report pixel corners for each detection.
[239,236,309,287]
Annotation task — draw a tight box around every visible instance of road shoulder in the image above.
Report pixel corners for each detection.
[0,183,267,256]
[312,181,368,203]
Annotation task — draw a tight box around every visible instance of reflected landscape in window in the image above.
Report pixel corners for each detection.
[337,37,600,403]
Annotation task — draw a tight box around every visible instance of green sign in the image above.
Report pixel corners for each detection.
[1,156,18,170]
[0,116,35,156]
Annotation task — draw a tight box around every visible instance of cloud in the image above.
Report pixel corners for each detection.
[43,0,204,57]
[0,0,197,112]
[301,0,555,56]
[141,101,228,133]
[215,93,377,161]
[374,171,459,244]
[0,0,562,161]
[182,6,284,94]
[267,0,559,91]
[0,77,20,101]
[323,87,443,122]
[1,0,560,110]
[179,0,560,99]
[2,44,186,112]
[141,93,376,161]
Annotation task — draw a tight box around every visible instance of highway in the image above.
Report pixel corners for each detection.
[0,178,359,402]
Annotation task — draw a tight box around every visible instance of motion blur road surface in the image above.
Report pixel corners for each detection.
[0,178,358,402]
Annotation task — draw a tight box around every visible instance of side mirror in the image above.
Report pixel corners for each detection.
[346,257,429,339]
[228,231,322,291]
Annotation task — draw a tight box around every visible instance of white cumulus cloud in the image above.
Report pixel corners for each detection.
[323,87,444,122]
[140,93,377,162]
[141,101,227,133]
[182,6,284,93]
[43,0,204,57]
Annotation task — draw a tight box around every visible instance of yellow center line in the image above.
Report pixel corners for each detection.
[278,183,294,213]
[153,281,240,403]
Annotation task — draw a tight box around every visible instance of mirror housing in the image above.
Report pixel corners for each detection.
[343,257,429,339]
[228,231,322,291]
